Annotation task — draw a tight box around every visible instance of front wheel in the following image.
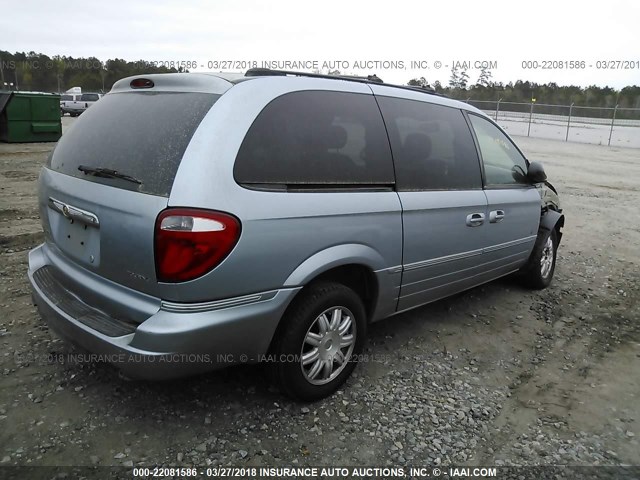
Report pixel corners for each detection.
[520,229,558,289]
[270,282,367,401]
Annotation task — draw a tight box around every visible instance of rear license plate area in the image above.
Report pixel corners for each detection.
[49,211,100,267]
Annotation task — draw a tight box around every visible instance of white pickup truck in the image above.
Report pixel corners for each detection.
[61,92,102,116]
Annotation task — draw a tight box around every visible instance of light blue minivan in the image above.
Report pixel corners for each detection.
[29,69,564,400]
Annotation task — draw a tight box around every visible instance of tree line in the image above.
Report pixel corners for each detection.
[1,51,638,112]
[0,50,180,93]
[408,67,640,110]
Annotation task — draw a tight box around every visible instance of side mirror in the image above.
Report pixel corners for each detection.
[527,161,547,183]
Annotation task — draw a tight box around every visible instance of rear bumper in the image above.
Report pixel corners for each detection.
[28,244,300,380]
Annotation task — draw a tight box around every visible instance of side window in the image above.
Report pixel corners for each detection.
[376,96,482,191]
[234,91,394,188]
[469,114,529,186]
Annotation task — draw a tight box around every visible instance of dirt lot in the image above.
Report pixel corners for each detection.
[0,129,638,473]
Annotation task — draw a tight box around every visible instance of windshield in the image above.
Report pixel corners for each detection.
[49,91,219,196]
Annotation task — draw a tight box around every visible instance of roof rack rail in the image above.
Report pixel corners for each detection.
[245,68,384,84]
[244,68,444,97]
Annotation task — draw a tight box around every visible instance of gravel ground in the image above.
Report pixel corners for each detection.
[0,130,638,473]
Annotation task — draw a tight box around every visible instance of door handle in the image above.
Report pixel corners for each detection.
[466,212,485,227]
[489,210,505,223]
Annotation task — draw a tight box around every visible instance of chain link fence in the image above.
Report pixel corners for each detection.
[466,100,640,148]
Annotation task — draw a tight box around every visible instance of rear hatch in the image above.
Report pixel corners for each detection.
[40,74,229,297]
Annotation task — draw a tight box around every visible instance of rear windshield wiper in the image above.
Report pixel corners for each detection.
[78,165,142,185]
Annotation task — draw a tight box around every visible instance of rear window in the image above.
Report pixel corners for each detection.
[49,92,219,196]
[234,91,394,189]
[80,93,100,101]
[61,95,73,101]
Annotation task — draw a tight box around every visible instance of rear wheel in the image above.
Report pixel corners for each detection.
[520,228,558,289]
[270,282,366,401]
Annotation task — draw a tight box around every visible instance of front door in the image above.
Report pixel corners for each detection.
[467,113,541,275]
[375,93,488,312]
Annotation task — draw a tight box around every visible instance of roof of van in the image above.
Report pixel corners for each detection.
[110,71,483,114]
[241,68,438,93]
[232,69,482,113]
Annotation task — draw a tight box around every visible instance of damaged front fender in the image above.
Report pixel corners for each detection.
[536,181,564,244]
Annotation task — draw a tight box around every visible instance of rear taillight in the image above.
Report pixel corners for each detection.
[154,209,241,283]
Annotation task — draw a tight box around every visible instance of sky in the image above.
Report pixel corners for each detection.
[2,0,639,89]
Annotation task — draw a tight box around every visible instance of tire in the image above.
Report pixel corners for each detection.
[520,228,558,289]
[270,282,367,401]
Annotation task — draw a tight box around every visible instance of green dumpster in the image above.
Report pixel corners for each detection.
[0,91,62,143]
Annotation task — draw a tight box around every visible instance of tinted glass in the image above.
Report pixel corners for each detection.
[81,93,100,101]
[61,95,73,101]
[377,96,482,190]
[469,114,529,186]
[50,92,218,196]
[234,91,394,187]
